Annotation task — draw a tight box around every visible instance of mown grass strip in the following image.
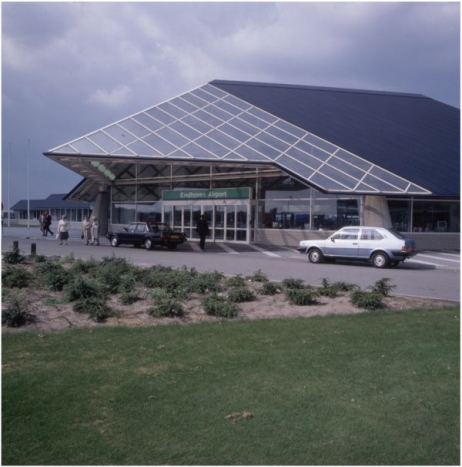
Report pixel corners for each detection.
[2,306,459,465]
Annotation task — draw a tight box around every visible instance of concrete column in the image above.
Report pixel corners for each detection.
[362,195,392,227]
[91,185,109,236]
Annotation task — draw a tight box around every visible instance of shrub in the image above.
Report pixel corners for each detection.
[118,274,138,294]
[260,282,280,296]
[65,278,101,302]
[226,275,246,288]
[2,266,34,289]
[72,297,117,322]
[2,292,36,327]
[227,287,255,303]
[69,258,99,275]
[187,274,222,294]
[2,247,26,264]
[202,294,239,318]
[29,254,47,263]
[372,278,396,297]
[350,290,383,310]
[285,288,318,306]
[34,262,71,291]
[282,278,306,289]
[60,252,76,264]
[319,278,357,297]
[148,297,184,318]
[247,270,268,282]
[119,292,139,305]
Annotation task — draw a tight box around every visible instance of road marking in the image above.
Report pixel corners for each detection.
[417,253,460,263]
[408,259,451,268]
[249,245,281,257]
[216,243,239,254]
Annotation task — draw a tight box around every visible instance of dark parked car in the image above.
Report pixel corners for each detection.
[296,226,417,268]
[107,222,187,250]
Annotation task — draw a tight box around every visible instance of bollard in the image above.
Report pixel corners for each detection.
[13,241,18,252]
[31,243,36,256]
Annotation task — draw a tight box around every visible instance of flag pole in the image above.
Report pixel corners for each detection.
[27,139,30,229]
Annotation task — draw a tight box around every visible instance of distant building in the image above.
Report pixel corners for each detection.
[9,194,92,222]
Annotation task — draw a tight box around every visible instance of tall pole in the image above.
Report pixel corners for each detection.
[27,139,30,229]
[7,142,11,227]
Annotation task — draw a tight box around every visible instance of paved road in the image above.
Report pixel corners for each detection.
[2,227,460,302]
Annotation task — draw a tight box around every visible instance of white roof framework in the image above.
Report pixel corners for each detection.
[46,83,431,195]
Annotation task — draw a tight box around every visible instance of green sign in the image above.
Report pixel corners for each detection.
[163,188,251,201]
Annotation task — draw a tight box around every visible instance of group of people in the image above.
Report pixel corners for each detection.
[51,214,100,246]
[38,211,53,237]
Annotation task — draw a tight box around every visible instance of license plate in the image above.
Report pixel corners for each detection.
[170,235,179,239]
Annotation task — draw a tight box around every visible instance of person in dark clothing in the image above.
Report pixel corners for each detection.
[44,212,54,236]
[196,214,210,250]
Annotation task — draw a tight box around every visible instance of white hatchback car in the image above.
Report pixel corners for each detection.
[296,226,417,268]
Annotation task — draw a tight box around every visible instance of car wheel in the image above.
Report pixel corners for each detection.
[144,238,153,250]
[372,252,389,268]
[167,244,177,251]
[111,237,119,247]
[308,248,323,264]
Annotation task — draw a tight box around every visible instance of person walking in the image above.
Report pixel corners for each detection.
[196,214,210,250]
[90,216,100,246]
[57,215,70,245]
[39,211,46,235]
[43,212,54,237]
[81,216,92,245]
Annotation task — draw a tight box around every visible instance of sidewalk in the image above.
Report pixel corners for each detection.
[1,226,110,244]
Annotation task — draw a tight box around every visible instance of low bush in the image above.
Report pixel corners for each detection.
[202,294,239,318]
[119,292,139,305]
[319,278,357,297]
[187,274,222,294]
[227,287,255,303]
[282,278,306,290]
[372,278,396,297]
[65,278,101,302]
[247,270,268,282]
[350,289,383,310]
[2,247,26,264]
[148,297,184,318]
[226,275,246,288]
[72,297,117,322]
[2,292,36,327]
[260,281,280,296]
[34,262,71,292]
[2,266,34,289]
[285,288,318,306]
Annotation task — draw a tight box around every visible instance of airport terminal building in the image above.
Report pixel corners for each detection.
[44,80,460,250]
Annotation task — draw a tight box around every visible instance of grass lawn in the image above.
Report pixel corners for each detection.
[2,306,459,465]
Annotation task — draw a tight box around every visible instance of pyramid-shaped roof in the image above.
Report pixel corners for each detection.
[45,80,460,197]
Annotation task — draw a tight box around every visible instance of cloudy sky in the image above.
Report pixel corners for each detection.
[2,1,460,209]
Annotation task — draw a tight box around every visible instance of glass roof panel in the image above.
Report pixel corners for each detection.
[362,174,402,192]
[255,132,290,152]
[72,138,106,154]
[218,123,250,143]
[180,92,208,108]
[309,172,351,191]
[213,99,242,116]
[169,149,194,159]
[182,142,220,159]
[327,155,366,180]
[142,134,177,154]
[54,144,78,154]
[245,139,280,159]
[369,166,409,191]
[169,121,202,141]
[265,125,299,145]
[181,115,214,134]
[318,164,358,190]
[110,147,136,156]
[207,129,241,150]
[156,127,190,148]
[226,117,258,136]
[355,182,379,193]
[239,112,271,130]
[303,133,337,153]
[118,118,150,138]
[247,106,278,124]
[104,124,137,145]
[132,113,164,132]
[221,153,247,161]
[222,94,252,111]
[202,83,227,99]
[193,109,223,127]
[203,104,233,121]
[274,119,306,138]
[190,88,217,103]
[145,107,176,125]
[169,97,198,114]
[157,101,187,119]
[294,140,330,162]
[285,147,323,170]
[126,140,161,156]
[335,149,373,171]
[88,132,122,153]
[276,155,315,179]
[195,136,230,157]
[233,144,272,162]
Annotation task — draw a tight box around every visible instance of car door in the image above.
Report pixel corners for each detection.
[324,228,360,258]
[357,228,384,258]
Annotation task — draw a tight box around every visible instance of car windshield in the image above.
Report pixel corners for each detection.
[384,228,406,239]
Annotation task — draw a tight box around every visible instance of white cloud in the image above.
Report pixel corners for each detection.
[87,85,133,108]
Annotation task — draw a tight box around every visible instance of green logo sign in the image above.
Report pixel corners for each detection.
[163,188,251,201]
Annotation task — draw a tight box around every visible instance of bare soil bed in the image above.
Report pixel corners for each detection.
[2,280,455,334]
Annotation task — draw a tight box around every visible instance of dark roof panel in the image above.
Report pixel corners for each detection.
[211,80,460,196]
